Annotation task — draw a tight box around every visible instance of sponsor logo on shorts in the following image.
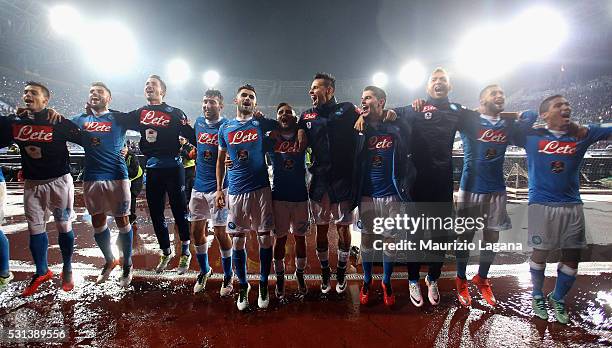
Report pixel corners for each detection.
[140,110,171,127]
[303,112,317,120]
[228,128,258,145]
[368,135,393,150]
[550,160,565,173]
[13,125,54,142]
[538,140,577,155]
[198,132,219,146]
[84,121,112,132]
[477,129,507,144]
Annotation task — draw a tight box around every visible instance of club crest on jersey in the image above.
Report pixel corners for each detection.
[84,121,112,132]
[477,129,507,144]
[229,128,259,145]
[368,135,393,150]
[164,106,173,113]
[253,120,259,127]
[198,132,218,146]
[274,140,299,153]
[538,140,577,155]
[140,110,171,127]
[303,112,318,120]
[13,125,54,142]
[550,160,565,173]
[422,105,437,113]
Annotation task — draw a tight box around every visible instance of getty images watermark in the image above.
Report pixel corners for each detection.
[369,213,523,253]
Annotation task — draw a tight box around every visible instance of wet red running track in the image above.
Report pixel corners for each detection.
[0,184,611,347]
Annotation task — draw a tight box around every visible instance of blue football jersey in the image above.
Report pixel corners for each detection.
[517,124,612,204]
[193,116,228,193]
[459,111,537,193]
[270,133,308,202]
[72,112,129,181]
[363,126,396,198]
[218,118,275,195]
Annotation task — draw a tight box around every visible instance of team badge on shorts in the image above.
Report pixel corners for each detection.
[238,150,249,161]
[283,159,295,170]
[532,236,542,245]
[550,160,565,173]
[372,155,383,167]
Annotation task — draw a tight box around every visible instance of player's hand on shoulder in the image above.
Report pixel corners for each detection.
[16,107,32,118]
[354,114,366,132]
[412,98,426,112]
[46,108,65,124]
[383,109,397,122]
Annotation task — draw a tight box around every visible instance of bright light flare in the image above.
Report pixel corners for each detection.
[509,6,568,60]
[49,5,82,36]
[399,60,426,89]
[78,22,137,73]
[372,72,388,87]
[203,70,220,87]
[166,59,192,85]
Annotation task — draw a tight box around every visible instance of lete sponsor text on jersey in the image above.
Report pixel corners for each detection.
[229,128,258,145]
[140,110,171,127]
[12,125,54,142]
[84,121,112,132]
[303,112,318,120]
[368,135,393,150]
[538,140,577,155]
[274,139,299,153]
[422,105,438,113]
[198,132,219,146]
[477,129,507,144]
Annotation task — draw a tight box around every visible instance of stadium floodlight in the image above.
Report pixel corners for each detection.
[78,21,137,73]
[509,6,568,61]
[398,60,425,89]
[372,72,388,88]
[49,4,82,36]
[203,70,220,87]
[167,59,192,85]
[454,25,517,82]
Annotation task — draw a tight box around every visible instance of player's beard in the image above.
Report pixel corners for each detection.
[238,103,254,115]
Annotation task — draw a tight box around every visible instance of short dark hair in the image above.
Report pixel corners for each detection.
[236,84,256,96]
[204,89,223,102]
[90,81,111,96]
[276,102,293,112]
[314,72,336,89]
[479,84,500,100]
[539,94,564,114]
[363,85,387,100]
[148,74,167,95]
[25,81,50,98]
